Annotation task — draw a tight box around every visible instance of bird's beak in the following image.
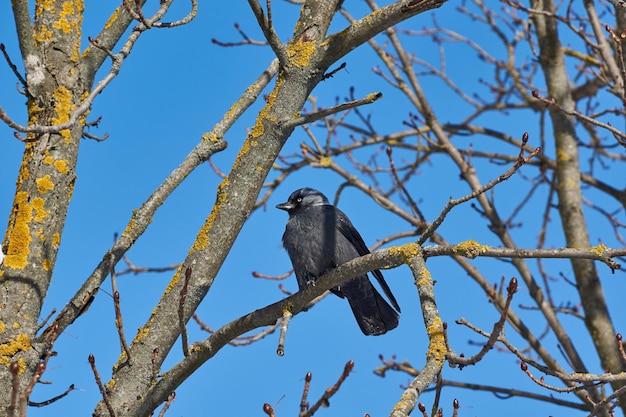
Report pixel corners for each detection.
[276,201,294,211]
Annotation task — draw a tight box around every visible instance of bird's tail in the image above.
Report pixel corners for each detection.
[346,284,399,336]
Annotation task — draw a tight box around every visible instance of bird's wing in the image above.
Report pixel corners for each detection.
[335,208,401,312]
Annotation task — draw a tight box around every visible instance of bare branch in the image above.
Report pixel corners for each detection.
[276,310,292,357]
[179,267,192,357]
[286,92,383,128]
[89,355,115,417]
[300,360,355,417]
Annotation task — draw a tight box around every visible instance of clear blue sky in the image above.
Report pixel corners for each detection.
[1,2,624,417]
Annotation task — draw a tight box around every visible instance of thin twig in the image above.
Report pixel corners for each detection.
[154,0,198,28]
[276,310,292,356]
[179,267,192,356]
[263,403,277,417]
[8,362,20,417]
[157,392,176,417]
[532,91,626,146]
[0,43,27,88]
[418,133,541,245]
[286,93,383,128]
[192,313,281,345]
[19,363,45,417]
[28,384,75,407]
[301,360,355,417]
[449,278,518,368]
[386,146,425,221]
[299,372,312,415]
[89,354,116,417]
[111,255,131,364]
[152,348,161,382]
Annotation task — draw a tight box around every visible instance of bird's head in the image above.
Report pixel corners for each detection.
[276,187,330,214]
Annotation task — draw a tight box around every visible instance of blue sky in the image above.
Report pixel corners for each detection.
[1,2,625,416]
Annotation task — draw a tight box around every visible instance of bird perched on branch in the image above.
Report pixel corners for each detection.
[276,187,400,336]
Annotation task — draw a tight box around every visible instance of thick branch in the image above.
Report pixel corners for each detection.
[322,0,447,67]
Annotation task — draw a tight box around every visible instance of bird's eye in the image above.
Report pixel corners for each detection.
[296,197,303,203]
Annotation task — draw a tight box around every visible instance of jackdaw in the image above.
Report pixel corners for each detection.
[276,187,400,335]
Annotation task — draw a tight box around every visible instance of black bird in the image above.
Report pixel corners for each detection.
[276,187,400,336]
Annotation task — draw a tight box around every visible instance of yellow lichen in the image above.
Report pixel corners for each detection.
[16,145,34,187]
[43,155,54,165]
[250,75,284,139]
[52,232,61,247]
[4,192,32,269]
[131,326,150,345]
[224,101,239,121]
[43,259,51,271]
[78,90,90,123]
[202,132,220,143]
[54,159,70,173]
[35,0,56,16]
[36,175,55,194]
[12,322,19,329]
[390,390,414,413]
[67,180,74,201]
[320,26,349,48]
[33,24,53,46]
[388,243,420,264]
[556,148,571,162]
[51,1,84,60]
[193,179,228,252]
[194,215,212,251]
[591,244,608,256]
[0,323,5,333]
[112,351,127,373]
[103,7,120,30]
[425,316,447,365]
[366,92,382,102]
[164,269,181,295]
[27,100,44,125]
[121,217,136,238]
[32,197,49,222]
[287,38,316,68]
[416,267,433,287]
[318,156,332,167]
[51,86,75,144]
[52,2,74,33]
[453,240,489,259]
[565,178,577,188]
[0,334,32,367]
